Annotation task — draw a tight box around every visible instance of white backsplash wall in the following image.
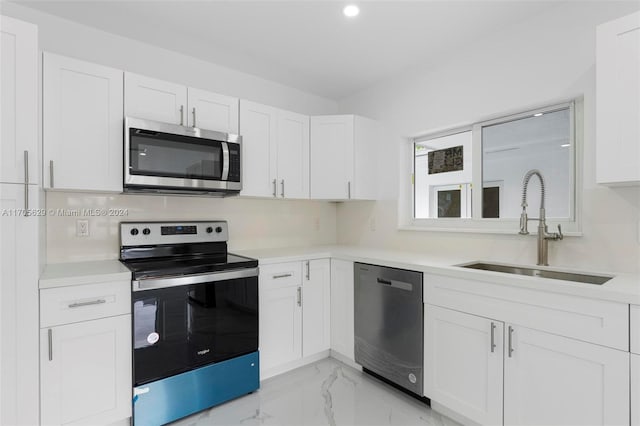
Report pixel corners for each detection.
[46,192,337,263]
[336,2,640,274]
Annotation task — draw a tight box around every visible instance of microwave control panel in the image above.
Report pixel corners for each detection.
[228,143,241,182]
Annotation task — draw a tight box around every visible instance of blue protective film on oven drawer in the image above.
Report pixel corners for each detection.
[133,351,260,426]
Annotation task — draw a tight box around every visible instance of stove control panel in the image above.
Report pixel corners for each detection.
[120,221,229,246]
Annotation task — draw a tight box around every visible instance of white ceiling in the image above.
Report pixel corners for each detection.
[17,0,565,100]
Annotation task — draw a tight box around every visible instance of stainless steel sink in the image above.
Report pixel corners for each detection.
[459,262,613,285]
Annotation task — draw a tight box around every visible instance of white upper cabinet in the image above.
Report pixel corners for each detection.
[43,53,123,191]
[125,73,239,133]
[310,115,378,200]
[239,100,309,199]
[1,16,38,185]
[596,11,640,185]
[124,72,187,125]
[187,87,239,134]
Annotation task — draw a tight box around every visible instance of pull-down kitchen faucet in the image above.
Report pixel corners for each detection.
[519,169,563,266]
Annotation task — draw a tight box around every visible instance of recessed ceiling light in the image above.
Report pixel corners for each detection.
[343,4,360,17]
[533,113,543,117]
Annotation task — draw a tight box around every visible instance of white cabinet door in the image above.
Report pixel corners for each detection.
[40,315,132,426]
[310,115,354,200]
[302,259,330,356]
[330,259,354,361]
[424,306,503,426]
[259,285,302,373]
[187,87,239,133]
[632,304,640,355]
[1,16,38,185]
[277,110,309,199]
[0,183,39,426]
[504,325,629,426]
[632,354,640,426]
[43,53,123,191]
[239,100,277,197]
[353,116,379,200]
[596,11,640,185]
[124,72,187,125]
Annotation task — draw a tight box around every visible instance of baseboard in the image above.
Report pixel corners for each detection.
[329,349,361,371]
[431,401,480,426]
[260,350,330,381]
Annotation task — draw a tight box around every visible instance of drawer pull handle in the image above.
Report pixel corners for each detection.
[508,326,514,357]
[68,299,107,308]
[272,273,292,279]
[297,287,302,307]
[376,278,392,285]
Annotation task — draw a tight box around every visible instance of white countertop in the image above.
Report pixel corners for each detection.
[39,260,132,289]
[236,245,640,305]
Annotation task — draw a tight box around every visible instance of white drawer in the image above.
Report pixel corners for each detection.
[40,281,131,328]
[632,305,640,354]
[425,273,629,351]
[260,262,302,289]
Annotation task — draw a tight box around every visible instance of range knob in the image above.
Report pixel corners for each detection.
[206,227,213,234]
[130,228,139,236]
[142,228,151,235]
[215,226,223,233]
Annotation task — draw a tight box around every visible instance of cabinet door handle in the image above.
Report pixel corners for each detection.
[192,107,197,128]
[508,326,514,357]
[348,181,351,199]
[305,261,310,280]
[297,287,302,306]
[48,329,53,361]
[272,179,277,197]
[281,179,285,198]
[49,160,54,188]
[490,322,496,353]
[180,105,184,126]
[272,273,292,279]
[23,151,29,214]
[68,299,106,309]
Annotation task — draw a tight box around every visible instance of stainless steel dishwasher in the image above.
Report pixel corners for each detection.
[354,262,426,399]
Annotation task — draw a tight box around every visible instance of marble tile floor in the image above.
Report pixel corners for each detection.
[172,357,460,426]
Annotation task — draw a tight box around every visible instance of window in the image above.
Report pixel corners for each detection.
[404,100,580,234]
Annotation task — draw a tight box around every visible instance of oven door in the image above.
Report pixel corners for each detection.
[132,270,258,386]
[124,117,241,192]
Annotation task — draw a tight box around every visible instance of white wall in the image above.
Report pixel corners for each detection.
[0,2,339,262]
[337,2,640,273]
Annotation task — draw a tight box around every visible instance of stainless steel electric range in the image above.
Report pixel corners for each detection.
[119,221,259,426]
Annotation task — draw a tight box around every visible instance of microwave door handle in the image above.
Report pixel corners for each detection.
[221,142,230,181]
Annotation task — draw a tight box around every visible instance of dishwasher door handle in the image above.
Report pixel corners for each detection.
[375,277,413,291]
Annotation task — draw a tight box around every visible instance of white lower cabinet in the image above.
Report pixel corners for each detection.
[425,303,629,426]
[40,315,132,426]
[329,259,354,361]
[424,306,503,425]
[504,325,629,426]
[259,259,330,377]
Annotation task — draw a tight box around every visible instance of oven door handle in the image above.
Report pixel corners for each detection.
[132,267,259,291]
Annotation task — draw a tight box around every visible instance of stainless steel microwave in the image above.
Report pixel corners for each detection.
[124,117,242,196]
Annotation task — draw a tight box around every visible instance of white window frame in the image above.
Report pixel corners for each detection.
[399,99,582,235]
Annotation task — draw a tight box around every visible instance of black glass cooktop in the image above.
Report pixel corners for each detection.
[121,252,257,280]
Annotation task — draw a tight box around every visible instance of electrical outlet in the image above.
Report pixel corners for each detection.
[76,219,89,237]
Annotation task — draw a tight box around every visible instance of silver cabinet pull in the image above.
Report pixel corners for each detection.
[192,107,197,128]
[272,179,277,197]
[48,329,53,361]
[490,322,496,353]
[297,287,302,306]
[23,151,29,214]
[348,181,351,199]
[49,160,54,188]
[508,326,514,357]
[305,260,310,280]
[280,179,285,198]
[68,299,106,309]
[180,105,184,126]
[272,273,292,279]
